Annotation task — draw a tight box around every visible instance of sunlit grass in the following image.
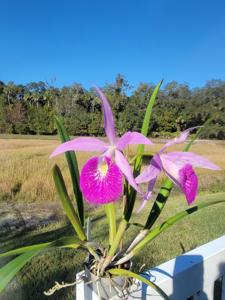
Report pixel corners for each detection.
[1,192,225,300]
[1,138,225,204]
[0,137,225,299]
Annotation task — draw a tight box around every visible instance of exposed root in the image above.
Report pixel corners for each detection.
[44,279,81,296]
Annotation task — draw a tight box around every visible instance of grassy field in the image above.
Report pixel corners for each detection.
[1,137,225,203]
[0,137,225,299]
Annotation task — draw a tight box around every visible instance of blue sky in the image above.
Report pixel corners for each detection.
[0,0,225,89]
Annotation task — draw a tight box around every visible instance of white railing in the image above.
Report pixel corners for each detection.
[76,235,225,299]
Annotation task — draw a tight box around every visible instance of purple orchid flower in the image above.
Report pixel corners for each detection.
[50,87,153,205]
[135,128,221,210]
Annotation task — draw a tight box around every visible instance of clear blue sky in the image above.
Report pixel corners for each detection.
[0,0,225,89]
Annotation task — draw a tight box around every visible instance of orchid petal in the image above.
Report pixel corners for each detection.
[115,150,141,193]
[160,155,183,186]
[179,164,198,205]
[135,156,161,213]
[50,137,108,158]
[160,127,200,153]
[160,156,198,204]
[116,132,153,151]
[162,152,221,170]
[95,87,116,145]
[136,199,148,213]
[135,155,162,184]
[136,173,159,213]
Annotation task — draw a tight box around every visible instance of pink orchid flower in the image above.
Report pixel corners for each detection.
[135,128,221,210]
[50,88,153,205]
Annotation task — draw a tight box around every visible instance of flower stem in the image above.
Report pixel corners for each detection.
[105,203,117,246]
[101,218,128,274]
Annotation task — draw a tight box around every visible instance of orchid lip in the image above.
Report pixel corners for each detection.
[80,156,123,204]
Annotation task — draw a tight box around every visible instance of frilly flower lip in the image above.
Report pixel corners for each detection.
[80,156,123,204]
[179,164,198,205]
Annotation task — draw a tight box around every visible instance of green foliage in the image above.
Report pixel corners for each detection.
[108,268,169,299]
[0,77,224,138]
[54,116,84,226]
[52,165,86,241]
[129,199,225,259]
[0,250,41,293]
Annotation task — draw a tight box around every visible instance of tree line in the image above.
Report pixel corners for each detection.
[0,75,224,139]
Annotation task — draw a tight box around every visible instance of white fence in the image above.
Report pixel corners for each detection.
[76,235,225,299]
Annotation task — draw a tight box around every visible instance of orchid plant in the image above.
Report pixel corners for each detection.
[0,81,224,299]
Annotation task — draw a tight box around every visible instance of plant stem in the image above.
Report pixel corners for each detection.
[101,219,128,273]
[105,203,117,246]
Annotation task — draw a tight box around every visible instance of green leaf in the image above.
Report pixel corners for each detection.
[124,80,163,221]
[52,164,86,241]
[0,236,83,258]
[144,179,173,229]
[0,236,89,293]
[0,242,52,258]
[130,199,225,257]
[0,250,40,293]
[135,80,163,173]
[108,268,169,299]
[54,116,84,226]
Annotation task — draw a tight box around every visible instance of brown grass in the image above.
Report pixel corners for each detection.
[0,138,225,203]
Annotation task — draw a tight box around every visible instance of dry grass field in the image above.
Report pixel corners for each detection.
[0,136,225,204]
[0,136,225,300]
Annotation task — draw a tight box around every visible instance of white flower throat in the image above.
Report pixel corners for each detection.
[98,159,109,177]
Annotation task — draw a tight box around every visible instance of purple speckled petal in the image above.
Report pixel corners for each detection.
[50,137,108,158]
[159,127,199,153]
[80,156,123,204]
[162,152,221,170]
[115,150,141,193]
[116,132,153,151]
[135,155,162,184]
[179,164,198,205]
[95,87,116,145]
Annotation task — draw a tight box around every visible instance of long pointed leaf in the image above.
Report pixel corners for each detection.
[0,242,52,258]
[124,80,163,221]
[0,235,86,293]
[108,268,169,299]
[55,116,84,226]
[135,80,163,173]
[127,199,225,260]
[0,236,83,258]
[0,250,40,293]
[53,165,86,241]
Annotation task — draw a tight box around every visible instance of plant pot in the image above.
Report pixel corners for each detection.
[76,253,133,299]
[84,268,129,299]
